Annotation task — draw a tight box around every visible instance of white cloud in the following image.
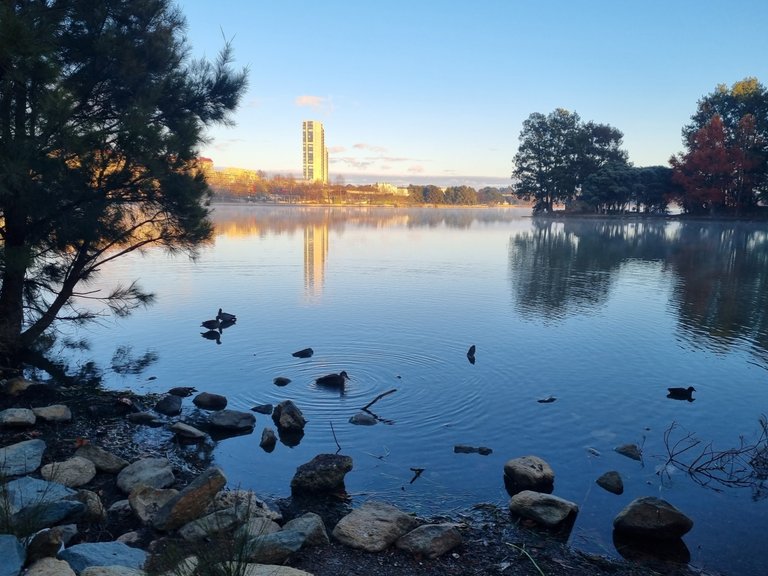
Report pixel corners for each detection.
[295,95,325,108]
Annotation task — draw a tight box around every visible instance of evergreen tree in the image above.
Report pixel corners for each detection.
[0,0,247,363]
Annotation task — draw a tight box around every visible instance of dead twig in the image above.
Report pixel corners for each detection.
[330,421,341,453]
[362,388,397,411]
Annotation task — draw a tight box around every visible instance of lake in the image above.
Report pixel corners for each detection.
[55,205,768,575]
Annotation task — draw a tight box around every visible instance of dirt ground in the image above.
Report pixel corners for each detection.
[1,378,721,576]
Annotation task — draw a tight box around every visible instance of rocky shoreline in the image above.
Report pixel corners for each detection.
[1,376,718,576]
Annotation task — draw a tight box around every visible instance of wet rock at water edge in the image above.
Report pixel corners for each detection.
[192,391,228,410]
[292,347,314,358]
[169,422,207,440]
[291,454,354,496]
[251,403,274,415]
[613,496,693,539]
[272,400,307,432]
[508,490,579,529]
[503,455,555,495]
[615,443,643,461]
[273,377,291,387]
[260,427,277,452]
[596,470,624,494]
[208,409,256,432]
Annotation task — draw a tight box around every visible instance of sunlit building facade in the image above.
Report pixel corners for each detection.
[302,120,328,184]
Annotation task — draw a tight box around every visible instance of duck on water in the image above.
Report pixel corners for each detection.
[667,386,696,401]
[315,371,350,387]
[217,308,237,323]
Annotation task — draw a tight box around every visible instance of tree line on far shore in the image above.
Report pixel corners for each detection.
[212,77,768,216]
[512,78,768,216]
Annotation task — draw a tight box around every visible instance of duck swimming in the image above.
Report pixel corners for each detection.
[315,371,349,387]
[201,318,220,330]
[667,386,696,401]
[217,308,237,323]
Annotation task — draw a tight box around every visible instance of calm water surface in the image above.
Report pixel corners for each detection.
[57,206,768,575]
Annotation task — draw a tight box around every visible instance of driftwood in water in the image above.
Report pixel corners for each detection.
[362,388,397,411]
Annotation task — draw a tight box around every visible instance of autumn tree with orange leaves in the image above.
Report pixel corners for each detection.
[670,78,768,214]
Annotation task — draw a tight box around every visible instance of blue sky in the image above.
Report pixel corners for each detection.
[178,1,768,186]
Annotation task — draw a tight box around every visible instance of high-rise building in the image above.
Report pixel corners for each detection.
[302,120,328,184]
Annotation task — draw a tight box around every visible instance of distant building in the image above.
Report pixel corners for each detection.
[302,120,328,184]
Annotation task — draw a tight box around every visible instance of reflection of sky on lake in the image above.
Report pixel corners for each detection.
[55,206,768,576]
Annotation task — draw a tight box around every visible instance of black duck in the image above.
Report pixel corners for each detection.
[315,371,349,387]
[667,386,696,401]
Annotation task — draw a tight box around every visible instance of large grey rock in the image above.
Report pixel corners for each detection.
[32,405,72,422]
[0,534,25,576]
[271,400,306,432]
[236,516,282,540]
[192,392,227,410]
[57,542,147,573]
[208,409,255,432]
[116,458,175,494]
[210,490,282,522]
[613,496,693,539]
[13,500,85,536]
[41,456,97,487]
[2,476,84,534]
[396,523,462,559]
[128,485,178,523]
[178,506,247,541]
[75,445,129,474]
[24,557,76,576]
[282,512,329,546]
[508,490,579,528]
[246,530,305,564]
[152,467,227,531]
[0,438,46,476]
[503,455,554,495]
[2,476,76,514]
[0,407,36,427]
[290,453,353,496]
[332,501,420,552]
